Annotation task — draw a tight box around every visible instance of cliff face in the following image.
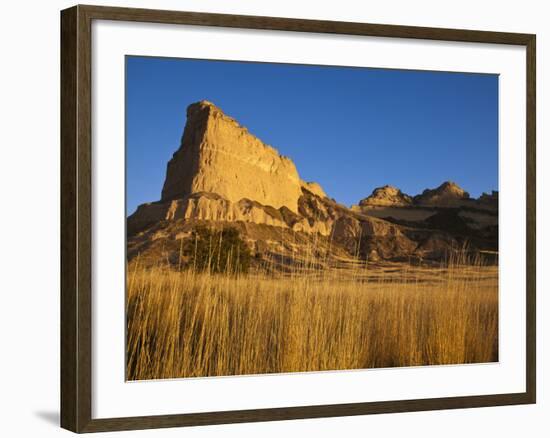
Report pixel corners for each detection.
[128,100,498,269]
[161,101,303,212]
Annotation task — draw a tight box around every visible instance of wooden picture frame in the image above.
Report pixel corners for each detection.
[61,4,536,433]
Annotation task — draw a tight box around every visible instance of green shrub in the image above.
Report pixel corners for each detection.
[188,226,252,274]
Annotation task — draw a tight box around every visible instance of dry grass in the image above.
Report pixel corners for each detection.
[126,255,498,380]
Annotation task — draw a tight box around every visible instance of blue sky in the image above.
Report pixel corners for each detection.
[126,56,498,215]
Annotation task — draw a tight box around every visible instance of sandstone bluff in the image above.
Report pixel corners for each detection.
[161,100,307,213]
[128,101,498,269]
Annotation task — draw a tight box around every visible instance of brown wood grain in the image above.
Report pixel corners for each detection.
[60,4,536,433]
[60,5,78,432]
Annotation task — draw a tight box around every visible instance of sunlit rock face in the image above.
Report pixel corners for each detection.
[358,185,413,207]
[127,100,498,267]
[413,181,470,207]
[161,100,305,213]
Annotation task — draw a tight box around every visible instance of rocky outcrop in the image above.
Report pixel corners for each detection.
[128,100,498,268]
[350,181,498,261]
[414,233,459,260]
[414,181,470,207]
[161,101,305,212]
[129,190,336,238]
[359,185,413,207]
[356,181,497,211]
[332,214,417,260]
[301,181,327,198]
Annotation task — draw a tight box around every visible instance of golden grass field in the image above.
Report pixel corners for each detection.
[126,255,498,380]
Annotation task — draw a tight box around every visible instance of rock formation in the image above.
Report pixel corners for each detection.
[301,181,327,199]
[352,181,498,244]
[161,101,304,212]
[359,185,413,207]
[128,100,498,269]
[414,181,470,207]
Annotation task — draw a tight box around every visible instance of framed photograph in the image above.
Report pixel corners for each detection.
[60,4,536,433]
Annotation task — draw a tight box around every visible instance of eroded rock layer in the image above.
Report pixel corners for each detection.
[161,101,304,212]
[128,100,498,269]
